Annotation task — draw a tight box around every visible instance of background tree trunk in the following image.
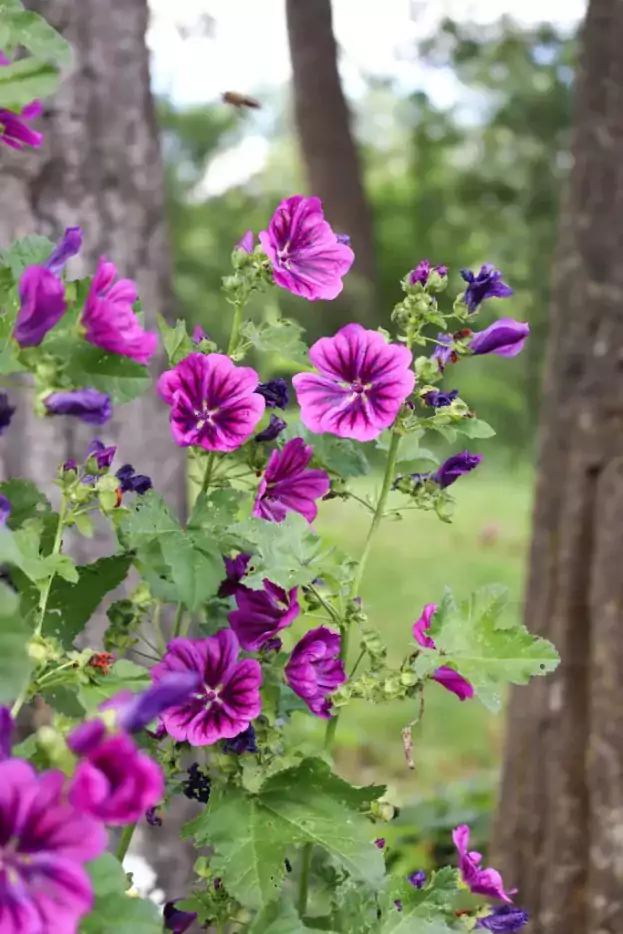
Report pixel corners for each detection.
[0,0,194,899]
[285,0,376,303]
[493,1,623,931]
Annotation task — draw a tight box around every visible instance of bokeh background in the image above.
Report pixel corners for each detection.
[143,0,585,872]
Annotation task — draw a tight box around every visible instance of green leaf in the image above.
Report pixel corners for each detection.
[81,854,162,934]
[0,57,59,109]
[78,658,150,713]
[431,585,560,712]
[186,758,385,910]
[231,513,328,591]
[251,899,340,934]
[286,420,370,478]
[157,316,194,365]
[0,479,52,529]
[380,867,459,934]
[242,318,310,367]
[1,10,71,66]
[40,553,133,647]
[455,417,496,439]
[188,488,246,537]
[62,343,151,404]
[0,583,33,704]
[0,235,54,279]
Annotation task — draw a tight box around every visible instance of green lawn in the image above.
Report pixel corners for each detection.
[289,461,534,801]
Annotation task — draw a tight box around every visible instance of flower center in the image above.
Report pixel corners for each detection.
[350,379,372,397]
[194,404,218,430]
[277,242,293,270]
[203,684,222,707]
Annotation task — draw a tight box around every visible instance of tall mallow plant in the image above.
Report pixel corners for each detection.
[0,9,557,933]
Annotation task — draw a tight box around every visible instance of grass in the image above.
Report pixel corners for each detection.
[288,460,534,802]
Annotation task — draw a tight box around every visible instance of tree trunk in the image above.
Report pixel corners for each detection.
[493,2,623,932]
[0,0,194,899]
[285,0,376,297]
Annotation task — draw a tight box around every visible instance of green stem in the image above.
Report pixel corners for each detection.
[116,822,137,862]
[201,451,218,495]
[152,604,166,653]
[297,843,313,917]
[324,431,402,753]
[307,583,341,627]
[349,648,366,679]
[34,495,67,637]
[227,301,244,356]
[172,603,185,639]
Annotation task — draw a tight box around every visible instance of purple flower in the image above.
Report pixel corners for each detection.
[433,451,482,489]
[146,807,162,827]
[293,324,415,442]
[0,707,13,760]
[164,900,198,934]
[255,414,287,443]
[409,260,447,286]
[104,671,203,734]
[257,378,290,409]
[229,581,300,651]
[253,437,330,523]
[236,230,254,253]
[218,553,251,598]
[192,324,208,343]
[409,870,427,889]
[259,195,354,301]
[423,388,458,408]
[335,233,351,245]
[182,763,211,803]
[158,352,265,452]
[13,266,66,347]
[476,906,529,932]
[0,100,43,150]
[45,226,83,275]
[0,759,106,932]
[82,257,157,364]
[285,626,346,719]
[69,732,164,825]
[454,825,514,903]
[44,389,112,425]
[63,459,78,473]
[469,318,530,358]
[116,464,153,495]
[431,333,455,371]
[223,724,258,755]
[86,438,116,469]
[0,393,15,435]
[413,604,474,701]
[460,265,513,314]
[151,631,262,746]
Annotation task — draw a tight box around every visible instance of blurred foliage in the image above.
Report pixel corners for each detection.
[158,17,575,451]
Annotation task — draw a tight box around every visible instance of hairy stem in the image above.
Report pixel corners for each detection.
[116,822,137,863]
[297,843,314,917]
[227,300,244,356]
[34,494,68,637]
[200,451,218,496]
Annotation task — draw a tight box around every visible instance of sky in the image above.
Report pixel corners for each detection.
[147,0,586,192]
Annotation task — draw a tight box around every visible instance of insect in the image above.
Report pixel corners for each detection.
[222,91,261,110]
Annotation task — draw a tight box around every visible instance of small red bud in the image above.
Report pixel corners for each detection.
[88,652,115,676]
[115,488,123,507]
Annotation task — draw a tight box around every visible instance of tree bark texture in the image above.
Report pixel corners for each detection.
[493,2,623,932]
[285,0,376,298]
[0,0,193,898]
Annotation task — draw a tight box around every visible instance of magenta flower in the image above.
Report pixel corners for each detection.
[259,195,354,301]
[469,318,530,358]
[218,553,251,598]
[0,494,11,527]
[285,626,346,718]
[151,631,262,746]
[413,604,474,701]
[82,257,157,364]
[253,437,330,523]
[0,759,106,933]
[293,324,415,442]
[69,732,164,826]
[158,352,265,452]
[0,100,43,150]
[236,230,254,253]
[13,266,66,347]
[103,671,203,734]
[45,226,83,275]
[229,581,300,651]
[453,824,514,902]
[44,389,112,425]
[0,707,13,760]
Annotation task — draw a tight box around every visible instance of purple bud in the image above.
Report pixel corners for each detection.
[45,227,83,275]
[213,878,222,892]
[261,636,283,654]
[0,393,15,436]
[408,870,427,889]
[13,266,66,347]
[256,378,290,409]
[62,459,78,473]
[394,900,403,912]
[432,451,482,489]
[0,494,11,527]
[164,900,198,934]
[192,324,209,344]
[409,260,447,286]
[374,838,386,849]
[336,233,351,246]
[0,707,14,760]
[223,724,258,755]
[431,333,455,371]
[422,389,458,408]
[44,390,112,426]
[460,264,513,314]
[145,807,163,827]
[218,553,251,598]
[255,415,287,443]
[469,318,530,358]
[115,464,153,495]
[87,439,116,469]
[475,906,529,932]
[236,230,254,253]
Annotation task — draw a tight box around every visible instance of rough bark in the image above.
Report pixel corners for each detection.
[493,2,623,932]
[285,0,376,295]
[0,0,194,898]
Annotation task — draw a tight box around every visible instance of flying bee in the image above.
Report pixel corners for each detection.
[222,91,261,110]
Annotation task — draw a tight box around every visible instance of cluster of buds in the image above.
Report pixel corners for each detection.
[391,260,449,347]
